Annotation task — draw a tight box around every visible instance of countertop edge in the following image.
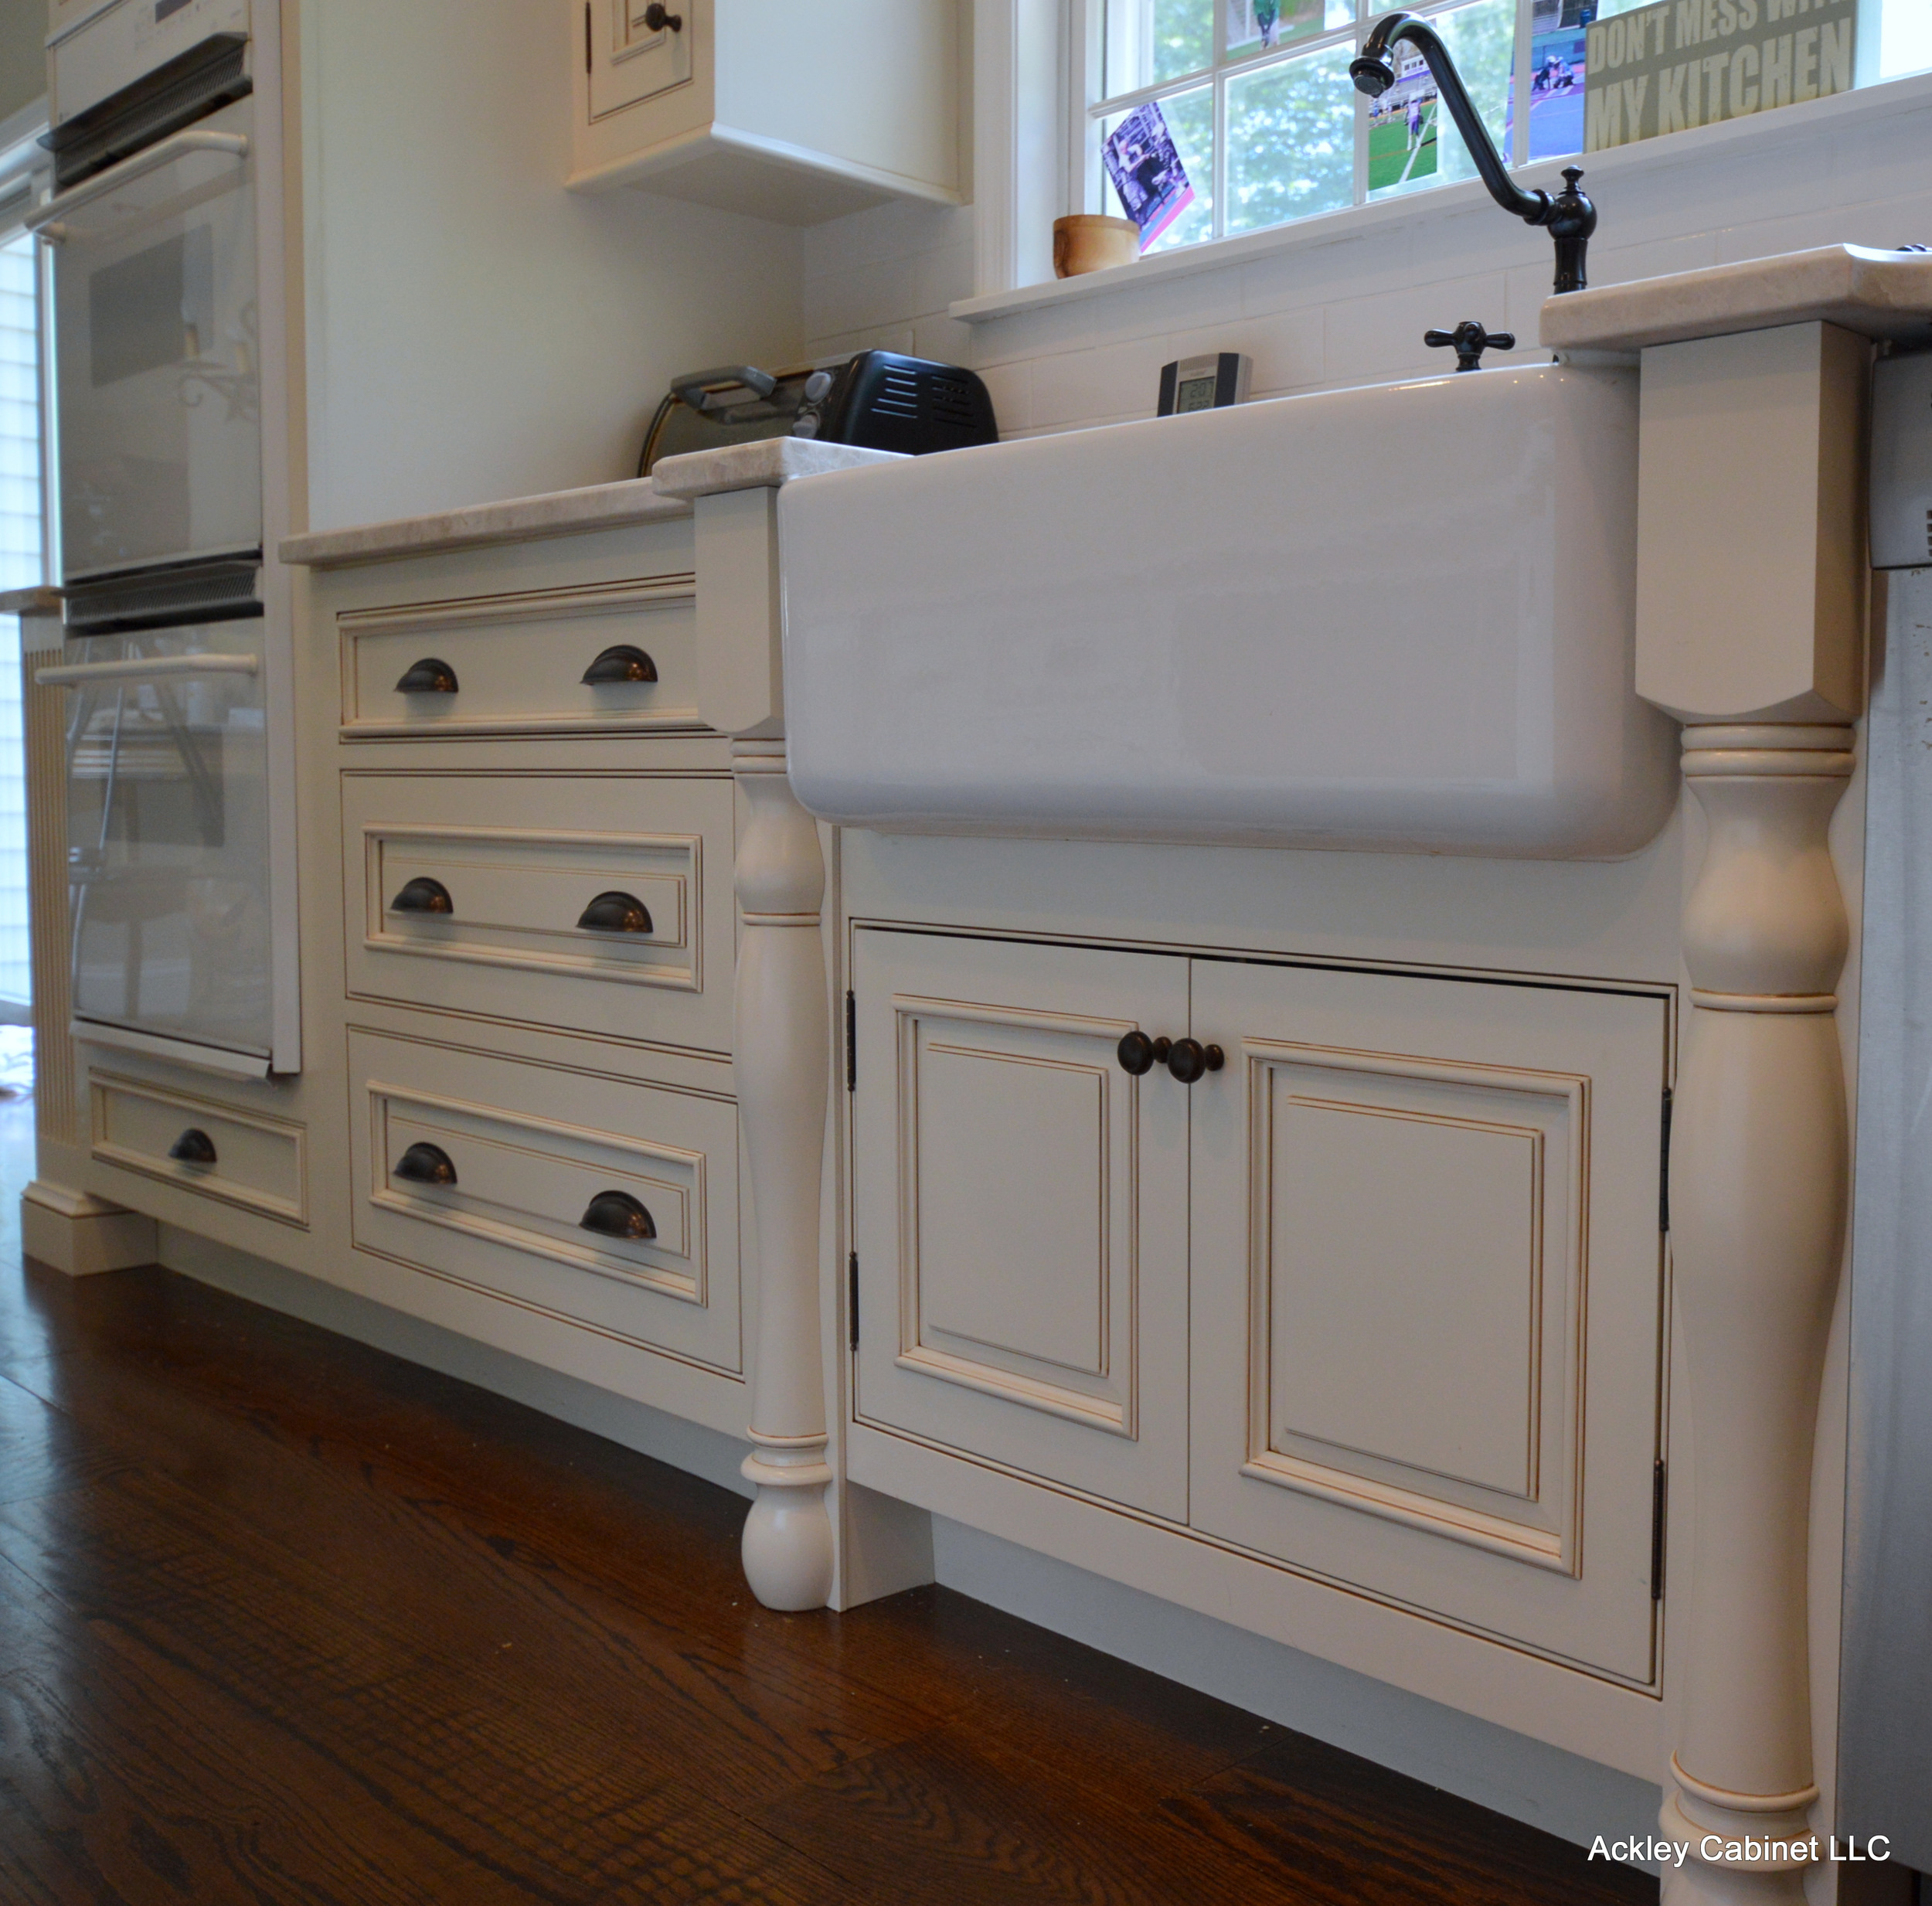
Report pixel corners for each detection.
[1537,244,1932,352]
[0,586,61,616]
[279,481,693,570]
[648,437,906,499]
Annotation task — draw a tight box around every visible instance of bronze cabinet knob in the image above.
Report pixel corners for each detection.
[1165,1039,1224,1084]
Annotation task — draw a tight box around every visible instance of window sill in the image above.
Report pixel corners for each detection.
[949,65,1932,325]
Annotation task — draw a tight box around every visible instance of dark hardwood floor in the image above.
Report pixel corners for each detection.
[0,1186,1656,1900]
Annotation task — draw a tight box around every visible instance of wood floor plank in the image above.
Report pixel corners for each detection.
[0,1373,132,1507]
[0,1255,1658,1906]
[0,1353,945,1795]
[0,1474,864,1904]
[752,1722,1328,1906]
[6,1302,1278,1806]
[0,1591,856,1905]
[1164,1732,1658,1906]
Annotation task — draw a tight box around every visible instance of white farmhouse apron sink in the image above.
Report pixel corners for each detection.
[778,359,1677,859]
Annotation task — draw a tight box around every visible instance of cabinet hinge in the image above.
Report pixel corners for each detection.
[845,989,857,1093]
[584,2,593,73]
[1659,1085,1673,1234]
[1651,1458,1668,1601]
[848,1251,859,1348]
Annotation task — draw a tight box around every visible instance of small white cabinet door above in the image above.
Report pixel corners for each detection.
[851,930,1189,1520]
[1189,962,1668,1685]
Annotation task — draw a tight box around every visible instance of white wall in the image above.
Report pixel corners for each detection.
[300,0,803,530]
[802,71,1932,440]
[0,0,43,126]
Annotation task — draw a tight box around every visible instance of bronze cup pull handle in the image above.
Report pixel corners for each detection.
[393,1142,457,1186]
[577,890,652,934]
[580,1190,656,1241]
[395,657,458,693]
[390,876,453,915]
[580,644,658,686]
[576,889,653,931]
[168,1127,217,1166]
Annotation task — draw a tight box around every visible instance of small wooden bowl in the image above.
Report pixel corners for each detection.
[1053,214,1139,278]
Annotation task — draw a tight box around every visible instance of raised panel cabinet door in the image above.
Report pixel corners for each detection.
[1188,960,1669,1685]
[851,929,1190,1519]
[586,0,696,121]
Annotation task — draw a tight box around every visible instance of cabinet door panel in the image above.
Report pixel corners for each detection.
[852,930,1189,1518]
[1189,960,1667,1683]
[588,0,695,118]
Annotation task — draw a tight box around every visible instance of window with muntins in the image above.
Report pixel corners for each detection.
[1080,0,1932,257]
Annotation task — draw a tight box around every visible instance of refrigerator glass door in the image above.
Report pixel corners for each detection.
[49,96,260,580]
[59,618,270,1059]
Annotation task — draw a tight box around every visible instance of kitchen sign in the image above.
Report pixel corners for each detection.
[1582,0,1855,151]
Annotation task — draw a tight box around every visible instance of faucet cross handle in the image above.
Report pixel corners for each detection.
[1424,319,1515,372]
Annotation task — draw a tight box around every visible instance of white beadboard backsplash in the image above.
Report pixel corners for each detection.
[803,77,1932,441]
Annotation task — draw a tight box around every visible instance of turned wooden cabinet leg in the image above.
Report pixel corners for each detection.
[731,739,835,1611]
[1664,724,1855,1903]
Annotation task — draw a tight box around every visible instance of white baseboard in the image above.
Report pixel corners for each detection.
[930,1516,1664,1868]
[21,1179,158,1277]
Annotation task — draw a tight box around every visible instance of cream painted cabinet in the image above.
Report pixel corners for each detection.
[1189,962,1669,1683]
[850,929,1191,1519]
[569,0,963,224]
[852,928,1671,1672]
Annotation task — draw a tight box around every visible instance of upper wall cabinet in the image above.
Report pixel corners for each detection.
[568,0,962,225]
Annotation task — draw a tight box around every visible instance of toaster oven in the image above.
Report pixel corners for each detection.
[639,350,998,475]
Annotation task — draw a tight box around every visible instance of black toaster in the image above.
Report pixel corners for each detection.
[639,350,998,474]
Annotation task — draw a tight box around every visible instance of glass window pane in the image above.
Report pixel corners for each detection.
[1516,0,1594,163]
[1367,0,1513,199]
[1226,44,1357,233]
[1104,87,1214,251]
[1225,0,1356,60]
[1430,0,1515,185]
[1106,0,1216,97]
[1879,0,1932,78]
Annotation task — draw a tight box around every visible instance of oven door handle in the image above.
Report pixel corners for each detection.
[36,654,260,686]
[27,129,250,240]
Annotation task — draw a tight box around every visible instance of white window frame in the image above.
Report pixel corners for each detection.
[0,96,55,589]
[971,0,1923,307]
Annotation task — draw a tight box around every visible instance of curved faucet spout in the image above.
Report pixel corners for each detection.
[1350,11,1597,293]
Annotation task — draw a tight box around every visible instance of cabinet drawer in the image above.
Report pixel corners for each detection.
[339,572,698,737]
[90,1070,306,1224]
[342,772,733,1053]
[349,1031,740,1371]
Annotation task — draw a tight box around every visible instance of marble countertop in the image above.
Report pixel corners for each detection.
[280,440,906,570]
[649,437,903,498]
[0,586,60,616]
[1540,244,1932,353]
[279,477,689,570]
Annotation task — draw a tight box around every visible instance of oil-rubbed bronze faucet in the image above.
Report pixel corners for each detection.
[1350,11,1597,294]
